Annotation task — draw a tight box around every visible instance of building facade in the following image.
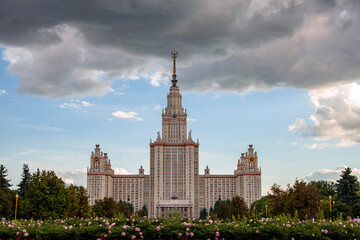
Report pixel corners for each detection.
[87,52,261,218]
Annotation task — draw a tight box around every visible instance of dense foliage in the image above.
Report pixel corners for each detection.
[1,163,360,225]
[337,167,360,206]
[0,165,12,188]
[209,197,248,220]
[0,165,90,220]
[0,215,360,240]
[268,180,321,219]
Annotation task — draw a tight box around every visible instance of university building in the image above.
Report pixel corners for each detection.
[87,52,261,218]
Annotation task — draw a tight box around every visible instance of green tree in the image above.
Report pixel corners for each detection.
[250,197,272,218]
[217,202,231,219]
[93,197,121,218]
[309,180,336,198]
[142,205,148,216]
[332,201,352,219]
[25,170,70,219]
[117,202,131,218]
[0,188,15,219]
[17,164,31,197]
[199,208,208,219]
[67,185,89,218]
[336,167,360,206]
[230,196,249,219]
[0,165,12,189]
[118,199,134,214]
[268,180,321,219]
[352,202,360,218]
[268,183,287,216]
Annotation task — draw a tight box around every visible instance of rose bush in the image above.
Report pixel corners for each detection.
[0,215,360,240]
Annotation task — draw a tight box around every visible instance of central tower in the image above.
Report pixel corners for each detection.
[149,51,200,218]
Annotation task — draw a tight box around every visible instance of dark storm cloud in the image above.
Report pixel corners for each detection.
[1,0,360,97]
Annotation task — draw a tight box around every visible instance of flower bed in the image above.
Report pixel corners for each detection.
[1,216,360,240]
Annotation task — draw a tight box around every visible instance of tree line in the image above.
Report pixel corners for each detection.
[0,164,142,220]
[252,167,360,220]
[1,164,359,220]
[200,167,359,220]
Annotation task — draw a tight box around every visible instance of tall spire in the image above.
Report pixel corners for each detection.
[171,50,178,87]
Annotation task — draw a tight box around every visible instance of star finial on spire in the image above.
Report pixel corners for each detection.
[171,50,178,87]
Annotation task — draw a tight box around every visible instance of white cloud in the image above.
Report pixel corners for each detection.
[305,143,329,150]
[154,104,161,111]
[0,90,8,96]
[11,122,66,132]
[12,149,40,157]
[62,178,74,185]
[288,118,305,132]
[59,99,93,109]
[115,92,124,95]
[56,168,88,186]
[113,167,130,175]
[187,117,197,123]
[289,82,360,146]
[305,165,360,182]
[112,111,143,121]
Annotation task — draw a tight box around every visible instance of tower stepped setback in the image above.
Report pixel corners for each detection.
[87,52,261,218]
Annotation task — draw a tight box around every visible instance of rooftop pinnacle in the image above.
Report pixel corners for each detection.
[171,50,178,87]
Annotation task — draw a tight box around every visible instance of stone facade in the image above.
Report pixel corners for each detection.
[87,52,261,218]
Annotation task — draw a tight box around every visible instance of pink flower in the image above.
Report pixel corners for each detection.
[121,232,126,236]
[69,226,73,230]
[256,230,260,233]
[24,233,29,237]
[190,232,194,237]
[156,226,160,231]
[131,235,136,239]
[135,227,140,232]
[178,233,182,237]
[140,232,143,236]
[216,231,220,237]
[123,225,127,230]
[109,230,112,234]
[16,232,19,236]
[286,224,291,228]
[209,220,213,224]
[144,216,147,219]
[88,222,92,225]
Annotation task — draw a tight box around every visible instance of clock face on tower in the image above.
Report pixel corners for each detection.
[94,156,99,162]
[248,156,255,163]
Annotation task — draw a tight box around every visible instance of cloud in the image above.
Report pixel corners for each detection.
[11,123,66,132]
[112,110,143,121]
[305,143,329,150]
[59,99,93,109]
[187,117,197,123]
[289,82,360,145]
[113,167,130,175]
[0,90,8,96]
[57,168,88,186]
[154,104,161,111]
[288,118,305,132]
[305,165,360,182]
[0,1,359,98]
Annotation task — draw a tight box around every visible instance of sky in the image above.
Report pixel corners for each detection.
[0,0,360,196]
